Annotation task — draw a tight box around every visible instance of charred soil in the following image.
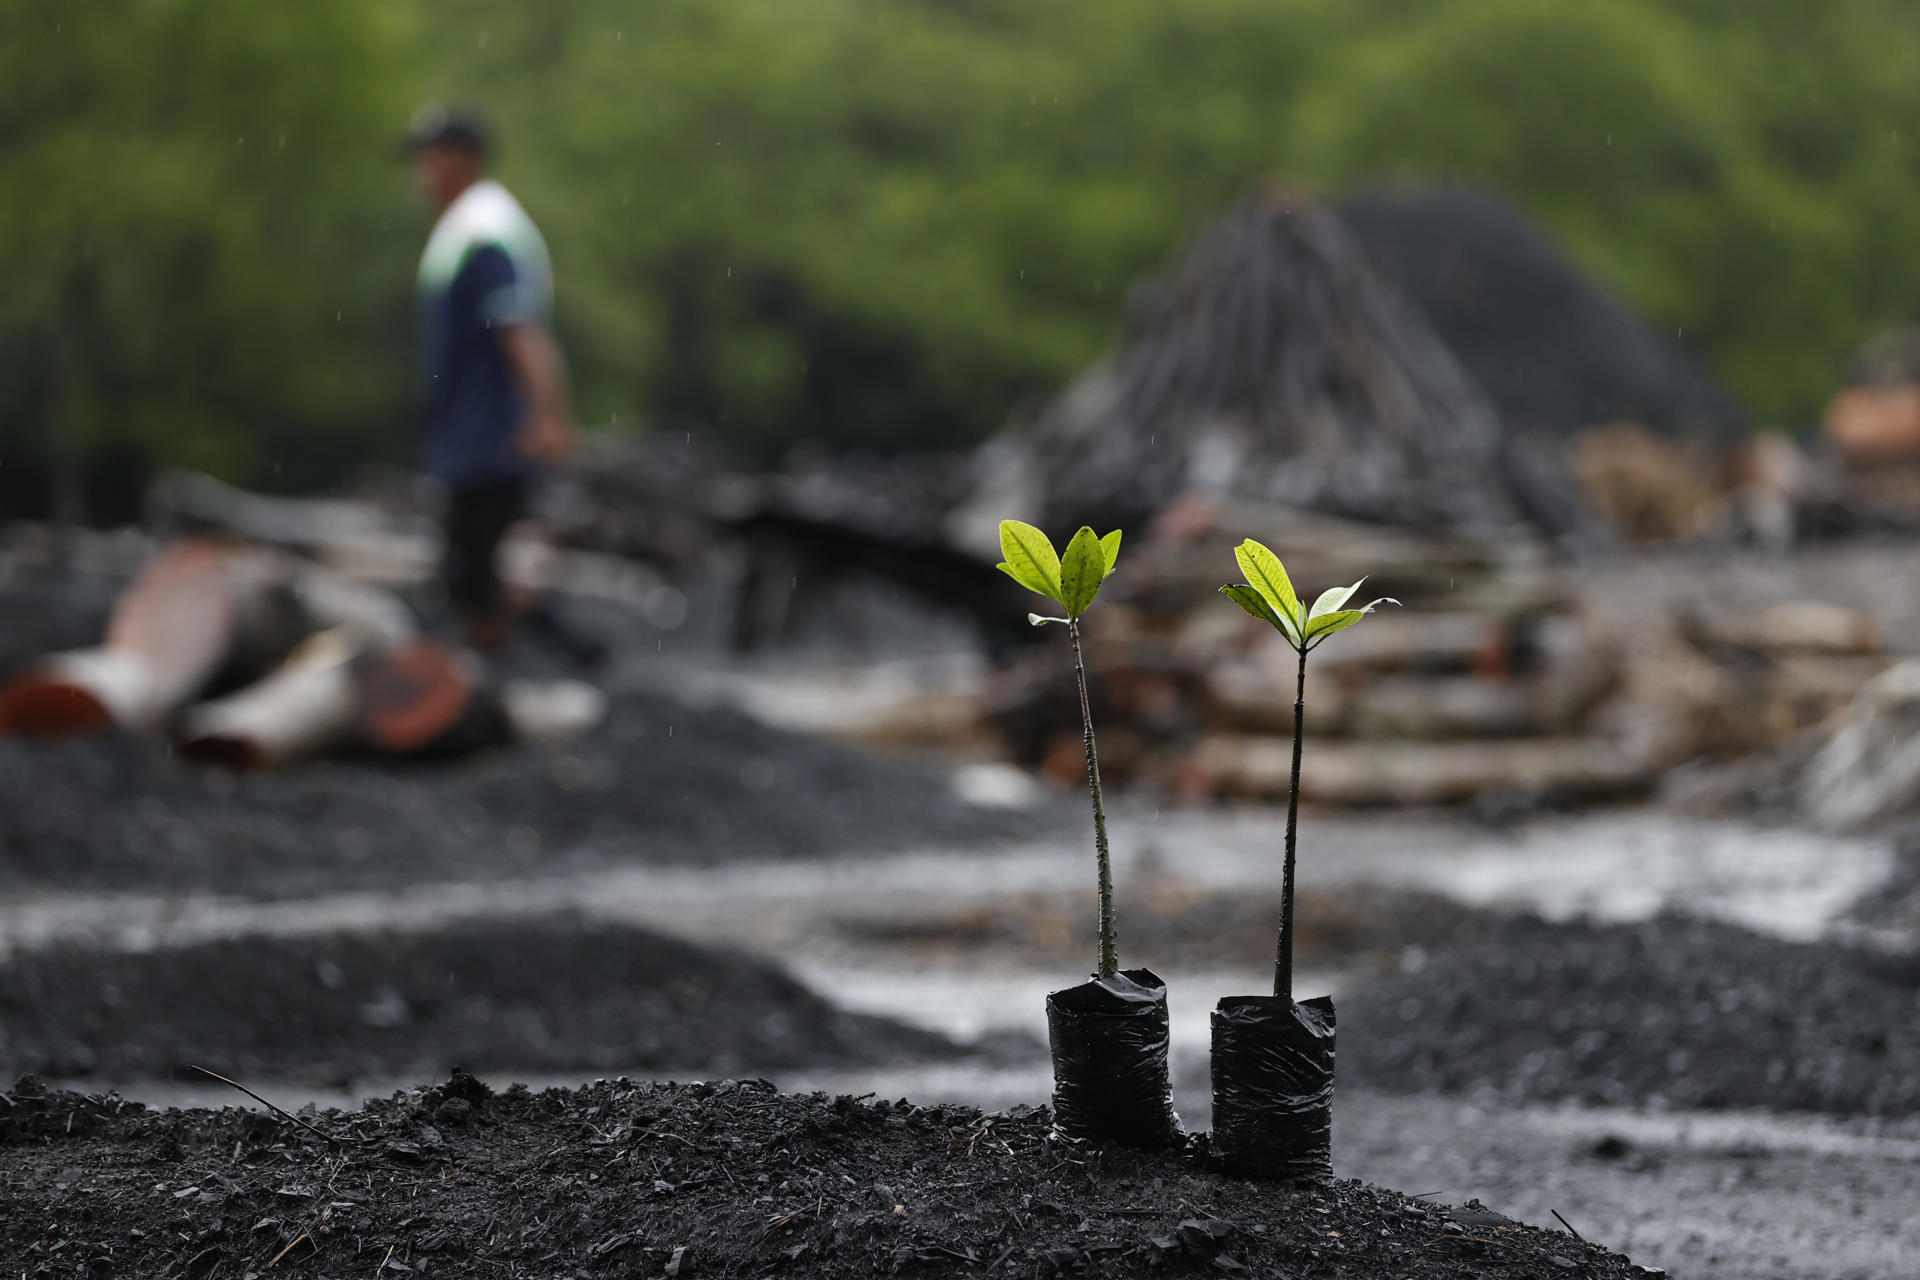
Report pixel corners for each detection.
[0,686,1033,901]
[0,915,956,1089]
[1343,912,1920,1117]
[0,1074,1645,1278]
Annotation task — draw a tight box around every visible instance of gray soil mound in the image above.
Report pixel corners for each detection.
[1343,913,1920,1116]
[0,564,116,682]
[1338,187,1744,439]
[0,685,1032,899]
[0,1074,1645,1278]
[0,914,954,1087]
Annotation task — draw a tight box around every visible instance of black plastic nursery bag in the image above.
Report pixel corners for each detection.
[1045,967,1181,1149]
[1209,993,1334,1182]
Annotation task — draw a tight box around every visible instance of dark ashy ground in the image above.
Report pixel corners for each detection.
[1847,831,1920,939]
[830,884,1477,976]
[0,687,1034,900]
[0,558,1044,901]
[0,914,956,1088]
[1342,912,1920,1117]
[0,562,120,684]
[0,1074,1645,1279]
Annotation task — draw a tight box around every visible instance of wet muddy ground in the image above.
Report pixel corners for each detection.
[6,797,1919,1276]
[7,555,1920,1277]
[0,688,1036,901]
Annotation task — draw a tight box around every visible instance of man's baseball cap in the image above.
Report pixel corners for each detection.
[402,103,491,158]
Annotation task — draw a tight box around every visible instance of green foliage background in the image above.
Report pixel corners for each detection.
[6,0,1920,507]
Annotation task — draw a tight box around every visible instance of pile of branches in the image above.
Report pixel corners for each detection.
[1031,184,1526,536]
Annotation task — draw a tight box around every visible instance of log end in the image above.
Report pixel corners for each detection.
[0,671,117,738]
[174,733,267,772]
[357,639,482,756]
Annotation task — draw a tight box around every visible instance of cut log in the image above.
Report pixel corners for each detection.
[1347,676,1540,741]
[147,468,435,559]
[355,639,507,757]
[0,541,424,742]
[1200,660,1356,736]
[0,649,154,737]
[840,691,997,752]
[0,540,244,736]
[1178,734,1650,806]
[287,564,417,648]
[149,467,672,610]
[1824,385,1920,464]
[1798,661,1920,830]
[177,630,364,770]
[1123,494,1511,621]
[1567,422,1725,543]
[1683,600,1883,657]
[1311,612,1510,677]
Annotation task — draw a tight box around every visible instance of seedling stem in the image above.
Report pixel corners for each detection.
[1070,618,1118,981]
[1278,643,1307,999]
[1219,537,1398,1004]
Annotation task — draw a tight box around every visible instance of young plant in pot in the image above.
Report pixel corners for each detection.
[1213,538,1396,1181]
[996,519,1180,1150]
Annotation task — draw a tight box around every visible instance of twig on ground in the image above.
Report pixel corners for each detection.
[187,1064,346,1145]
[1551,1209,1585,1241]
[267,1232,312,1268]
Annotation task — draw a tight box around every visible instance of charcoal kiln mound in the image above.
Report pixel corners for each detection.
[1337,185,1746,443]
[1031,184,1525,538]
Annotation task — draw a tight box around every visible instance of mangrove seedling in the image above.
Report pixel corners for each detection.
[1220,538,1397,999]
[1208,537,1396,1182]
[996,519,1124,978]
[999,518,1181,1150]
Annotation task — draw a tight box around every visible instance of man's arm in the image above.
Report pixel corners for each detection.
[498,322,574,463]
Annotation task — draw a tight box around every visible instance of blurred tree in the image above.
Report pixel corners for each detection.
[430,0,1920,455]
[425,0,1335,457]
[9,0,1920,503]
[0,0,419,516]
[1290,0,1920,431]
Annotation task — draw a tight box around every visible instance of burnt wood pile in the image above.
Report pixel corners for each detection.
[975,498,1896,809]
[1029,184,1532,539]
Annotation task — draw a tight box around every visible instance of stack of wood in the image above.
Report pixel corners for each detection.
[979,498,1894,808]
[0,538,604,769]
[147,466,677,617]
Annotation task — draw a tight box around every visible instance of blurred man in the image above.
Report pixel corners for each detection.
[406,104,573,650]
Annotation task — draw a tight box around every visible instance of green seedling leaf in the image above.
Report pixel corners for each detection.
[1304,596,1401,642]
[1308,577,1365,621]
[1220,584,1289,636]
[1028,613,1069,627]
[1099,529,1122,577]
[1058,526,1107,617]
[1234,539,1304,634]
[997,519,1062,602]
[1304,609,1364,641]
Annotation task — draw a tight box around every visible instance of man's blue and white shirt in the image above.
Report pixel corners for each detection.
[417,179,553,485]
